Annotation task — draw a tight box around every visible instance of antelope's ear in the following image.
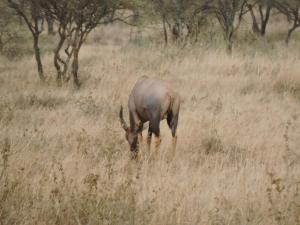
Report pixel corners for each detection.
[119,105,129,132]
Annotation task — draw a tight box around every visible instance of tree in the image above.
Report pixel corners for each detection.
[45,11,54,35]
[145,0,206,44]
[275,0,300,44]
[40,1,73,85]
[7,0,46,82]
[202,0,248,53]
[247,0,273,37]
[183,2,210,43]
[145,0,173,44]
[42,0,129,88]
[169,0,209,42]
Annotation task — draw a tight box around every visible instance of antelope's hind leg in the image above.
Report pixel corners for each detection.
[137,122,144,142]
[137,123,144,159]
[138,133,143,145]
[149,117,161,160]
[154,135,162,151]
[167,112,179,159]
[172,135,177,150]
[146,130,152,153]
[145,115,161,161]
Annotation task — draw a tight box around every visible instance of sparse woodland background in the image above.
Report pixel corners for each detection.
[1,0,300,224]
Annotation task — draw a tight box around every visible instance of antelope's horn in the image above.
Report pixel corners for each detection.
[119,105,129,132]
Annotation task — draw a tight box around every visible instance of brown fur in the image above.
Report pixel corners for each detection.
[119,76,180,158]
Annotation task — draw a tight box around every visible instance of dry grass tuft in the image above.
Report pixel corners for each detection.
[202,130,224,155]
[273,77,300,102]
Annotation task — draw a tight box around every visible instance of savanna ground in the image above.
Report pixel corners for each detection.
[1,19,300,225]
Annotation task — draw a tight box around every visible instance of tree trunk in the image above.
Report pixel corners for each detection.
[172,0,183,41]
[54,37,65,86]
[63,46,73,82]
[260,5,271,36]
[9,1,46,82]
[72,48,80,88]
[226,34,233,55]
[226,40,233,54]
[132,9,139,24]
[162,16,168,45]
[285,9,300,46]
[33,35,45,82]
[286,25,297,45]
[46,16,54,35]
[248,5,260,35]
[0,37,3,52]
[225,25,234,55]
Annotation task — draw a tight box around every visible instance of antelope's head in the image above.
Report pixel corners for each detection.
[119,106,138,153]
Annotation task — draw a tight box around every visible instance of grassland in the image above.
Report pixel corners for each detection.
[0,23,300,225]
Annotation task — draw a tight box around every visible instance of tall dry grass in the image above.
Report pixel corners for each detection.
[0,23,300,225]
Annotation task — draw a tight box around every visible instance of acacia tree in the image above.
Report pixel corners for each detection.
[202,0,248,53]
[169,0,209,42]
[40,1,73,85]
[42,0,127,87]
[183,2,210,43]
[144,0,173,44]
[275,0,300,44]
[45,11,54,35]
[247,0,274,37]
[146,0,206,44]
[7,0,45,82]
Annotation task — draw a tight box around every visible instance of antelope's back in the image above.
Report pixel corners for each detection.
[130,77,174,118]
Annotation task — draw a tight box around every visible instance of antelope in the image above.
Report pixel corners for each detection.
[119,76,181,159]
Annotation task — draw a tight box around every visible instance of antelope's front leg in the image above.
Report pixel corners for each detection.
[138,133,143,145]
[147,135,161,161]
[136,133,142,160]
[149,119,161,159]
[131,150,139,161]
[171,135,177,159]
[146,131,152,152]
[154,135,161,151]
[137,123,144,146]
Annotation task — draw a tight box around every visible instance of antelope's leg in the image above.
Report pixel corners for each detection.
[131,150,139,161]
[136,133,142,159]
[153,124,161,156]
[154,135,162,151]
[171,135,177,158]
[138,133,143,144]
[148,115,160,158]
[147,130,152,152]
[147,135,161,161]
[170,109,179,160]
[137,122,143,144]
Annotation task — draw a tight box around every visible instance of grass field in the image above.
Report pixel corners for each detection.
[0,23,300,225]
